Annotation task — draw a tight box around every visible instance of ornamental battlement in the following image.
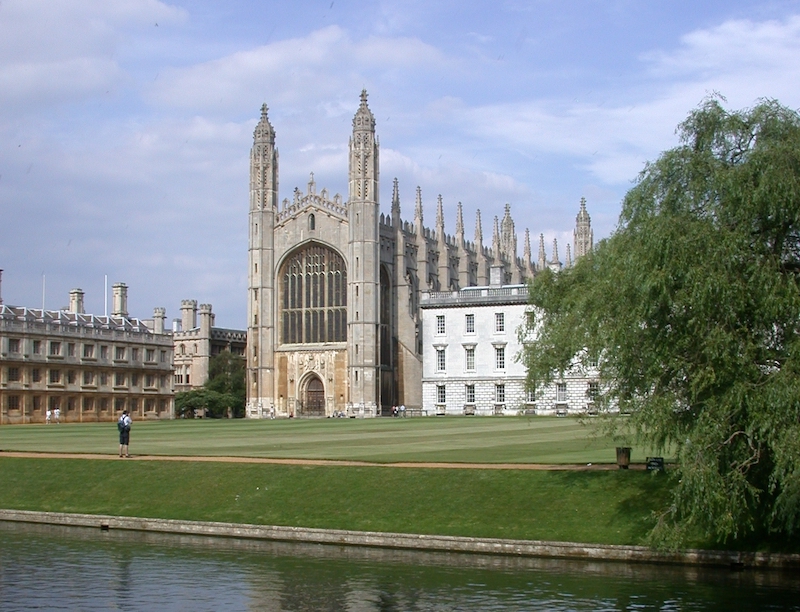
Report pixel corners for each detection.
[276,177,347,224]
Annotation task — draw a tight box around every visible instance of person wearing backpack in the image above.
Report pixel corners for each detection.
[118,410,132,458]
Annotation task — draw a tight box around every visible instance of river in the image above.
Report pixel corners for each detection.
[0,521,798,611]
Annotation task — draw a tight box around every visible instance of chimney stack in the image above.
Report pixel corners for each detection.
[111,283,128,317]
[69,288,85,314]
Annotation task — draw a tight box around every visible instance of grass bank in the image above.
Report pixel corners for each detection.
[0,456,670,546]
[0,416,665,464]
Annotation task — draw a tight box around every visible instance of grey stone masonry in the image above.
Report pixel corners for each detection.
[0,288,174,424]
[246,91,595,418]
[2,509,798,569]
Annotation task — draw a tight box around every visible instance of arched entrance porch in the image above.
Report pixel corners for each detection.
[298,373,326,417]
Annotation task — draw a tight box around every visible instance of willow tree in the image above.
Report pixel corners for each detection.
[522,98,800,546]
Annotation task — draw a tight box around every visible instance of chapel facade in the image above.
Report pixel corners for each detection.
[246,91,592,418]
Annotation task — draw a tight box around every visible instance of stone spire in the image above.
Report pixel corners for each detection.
[523,228,532,262]
[391,177,400,221]
[414,186,424,229]
[475,210,488,285]
[455,202,464,239]
[348,89,378,203]
[250,103,279,211]
[352,89,375,133]
[565,243,572,267]
[436,195,449,290]
[436,195,445,232]
[574,196,593,259]
[414,186,429,289]
[538,233,546,270]
[492,216,501,259]
[500,203,517,260]
[523,228,535,279]
[456,202,469,288]
[254,103,275,145]
[551,238,561,270]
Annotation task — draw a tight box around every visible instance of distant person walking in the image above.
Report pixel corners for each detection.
[45,408,51,424]
[118,410,132,457]
[54,407,60,424]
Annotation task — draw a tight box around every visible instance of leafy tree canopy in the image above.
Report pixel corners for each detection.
[207,351,245,398]
[522,98,800,547]
[176,351,246,418]
[174,388,239,419]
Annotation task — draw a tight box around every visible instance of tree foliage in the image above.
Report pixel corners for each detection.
[175,351,246,418]
[521,98,800,546]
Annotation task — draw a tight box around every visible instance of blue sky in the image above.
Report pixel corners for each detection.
[2,0,800,329]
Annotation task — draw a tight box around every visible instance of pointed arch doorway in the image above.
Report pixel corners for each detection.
[299,374,326,417]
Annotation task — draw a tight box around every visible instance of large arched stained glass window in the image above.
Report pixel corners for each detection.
[281,244,347,344]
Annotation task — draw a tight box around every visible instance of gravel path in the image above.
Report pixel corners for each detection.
[0,451,643,470]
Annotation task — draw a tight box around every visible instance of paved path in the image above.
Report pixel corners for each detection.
[0,451,644,470]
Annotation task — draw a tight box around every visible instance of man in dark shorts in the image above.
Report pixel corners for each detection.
[118,410,132,457]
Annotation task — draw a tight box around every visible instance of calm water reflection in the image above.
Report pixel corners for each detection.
[0,521,798,611]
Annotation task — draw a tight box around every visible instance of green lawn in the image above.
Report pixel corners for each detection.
[0,417,685,547]
[0,416,664,464]
[0,456,670,545]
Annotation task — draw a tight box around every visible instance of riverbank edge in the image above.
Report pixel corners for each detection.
[2,508,799,569]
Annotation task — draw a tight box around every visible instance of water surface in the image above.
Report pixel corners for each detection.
[0,521,797,611]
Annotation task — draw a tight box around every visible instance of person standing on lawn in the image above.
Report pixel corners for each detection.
[118,410,132,457]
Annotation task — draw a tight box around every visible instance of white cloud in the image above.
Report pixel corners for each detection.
[0,58,124,108]
[146,25,450,114]
[0,0,185,109]
[646,16,800,80]
[455,14,800,188]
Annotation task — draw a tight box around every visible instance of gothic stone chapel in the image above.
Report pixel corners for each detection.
[246,91,593,418]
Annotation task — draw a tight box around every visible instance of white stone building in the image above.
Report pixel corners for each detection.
[421,281,601,416]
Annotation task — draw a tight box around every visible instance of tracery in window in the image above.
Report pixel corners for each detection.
[280,244,347,343]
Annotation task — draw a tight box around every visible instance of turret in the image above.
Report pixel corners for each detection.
[247,103,279,418]
[198,303,213,338]
[153,307,166,335]
[574,197,593,259]
[347,90,381,416]
[181,299,198,331]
